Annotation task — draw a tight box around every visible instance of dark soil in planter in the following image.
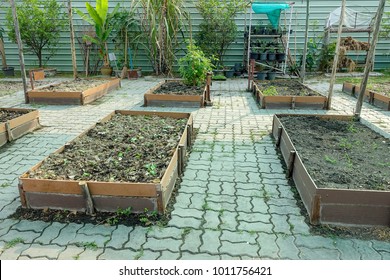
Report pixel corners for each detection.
[38,78,112,92]
[256,80,322,96]
[28,114,188,183]
[279,116,390,191]
[367,82,390,97]
[0,109,32,123]
[154,81,203,96]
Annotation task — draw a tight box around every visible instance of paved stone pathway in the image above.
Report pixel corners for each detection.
[0,77,389,260]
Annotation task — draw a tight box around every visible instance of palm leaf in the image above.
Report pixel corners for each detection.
[74,8,94,26]
[96,0,108,25]
[86,2,103,27]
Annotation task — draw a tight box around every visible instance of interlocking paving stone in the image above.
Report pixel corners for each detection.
[276,235,300,260]
[0,243,30,260]
[143,237,182,252]
[77,248,104,260]
[147,227,183,239]
[257,232,279,259]
[100,248,138,260]
[137,249,161,260]
[220,230,257,244]
[219,240,259,257]
[34,222,67,245]
[181,229,202,253]
[200,230,221,254]
[105,225,132,248]
[353,239,382,260]
[51,223,84,246]
[171,207,204,219]
[299,247,340,260]
[333,239,361,260]
[168,216,202,229]
[123,227,148,250]
[77,223,114,237]
[21,244,65,259]
[203,210,221,230]
[180,252,219,260]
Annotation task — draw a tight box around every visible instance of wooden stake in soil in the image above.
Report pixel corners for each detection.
[286,151,296,178]
[5,122,13,141]
[326,0,346,110]
[79,181,95,215]
[68,0,78,79]
[355,0,386,118]
[9,0,28,103]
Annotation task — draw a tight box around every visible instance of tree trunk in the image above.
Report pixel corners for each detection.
[68,0,78,79]
[301,0,310,82]
[355,0,386,118]
[326,0,346,110]
[0,38,7,68]
[9,0,28,103]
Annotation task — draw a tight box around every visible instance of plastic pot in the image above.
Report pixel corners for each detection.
[2,66,15,77]
[267,53,276,61]
[259,53,267,61]
[276,53,286,62]
[257,72,267,81]
[224,69,234,78]
[267,72,277,81]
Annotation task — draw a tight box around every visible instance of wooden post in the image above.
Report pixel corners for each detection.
[177,144,185,176]
[355,0,386,118]
[326,0,346,110]
[79,181,95,215]
[300,0,310,82]
[286,151,296,178]
[187,124,192,147]
[206,72,212,102]
[68,0,78,79]
[9,0,28,103]
[247,58,255,92]
[276,126,283,147]
[5,122,13,141]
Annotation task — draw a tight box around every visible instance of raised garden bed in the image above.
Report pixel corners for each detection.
[144,80,210,108]
[272,114,390,226]
[27,78,121,105]
[342,81,390,111]
[254,80,328,109]
[19,110,194,214]
[0,108,40,148]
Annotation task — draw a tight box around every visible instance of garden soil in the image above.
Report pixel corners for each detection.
[279,116,390,191]
[256,80,322,96]
[0,109,31,123]
[153,81,203,95]
[38,78,112,92]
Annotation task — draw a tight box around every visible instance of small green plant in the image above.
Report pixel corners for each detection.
[144,163,157,176]
[0,182,10,188]
[262,86,278,96]
[344,153,353,168]
[77,241,98,251]
[263,189,270,203]
[324,155,337,164]
[4,238,24,249]
[179,43,213,86]
[339,138,352,150]
[134,248,144,260]
[347,122,358,133]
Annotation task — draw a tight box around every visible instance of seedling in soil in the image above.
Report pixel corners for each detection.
[344,153,353,168]
[347,122,358,133]
[4,238,24,249]
[339,138,352,150]
[144,163,157,176]
[105,207,132,225]
[324,155,337,164]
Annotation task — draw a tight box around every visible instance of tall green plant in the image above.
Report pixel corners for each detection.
[136,0,188,75]
[380,0,390,39]
[5,0,66,68]
[75,0,119,67]
[196,0,247,67]
[179,43,213,86]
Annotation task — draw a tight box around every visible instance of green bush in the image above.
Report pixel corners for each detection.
[6,0,66,68]
[179,43,213,86]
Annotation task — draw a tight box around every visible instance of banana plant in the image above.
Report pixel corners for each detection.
[75,0,119,67]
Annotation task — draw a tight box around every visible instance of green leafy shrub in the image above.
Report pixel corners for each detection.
[179,43,213,86]
[6,0,66,67]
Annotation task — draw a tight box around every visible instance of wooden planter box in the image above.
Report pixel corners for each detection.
[342,82,390,111]
[0,108,40,148]
[27,78,121,105]
[144,80,210,108]
[272,114,390,227]
[253,82,328,109]
[18,110,193,214]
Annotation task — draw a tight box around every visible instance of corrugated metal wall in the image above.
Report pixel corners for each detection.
[0,0,389,73]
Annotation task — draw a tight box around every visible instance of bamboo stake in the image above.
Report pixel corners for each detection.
[301,0,310,82]
[9,0,28,103]
[326,0,346,110]
[355,0,386,118]
[68,0,78,79]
